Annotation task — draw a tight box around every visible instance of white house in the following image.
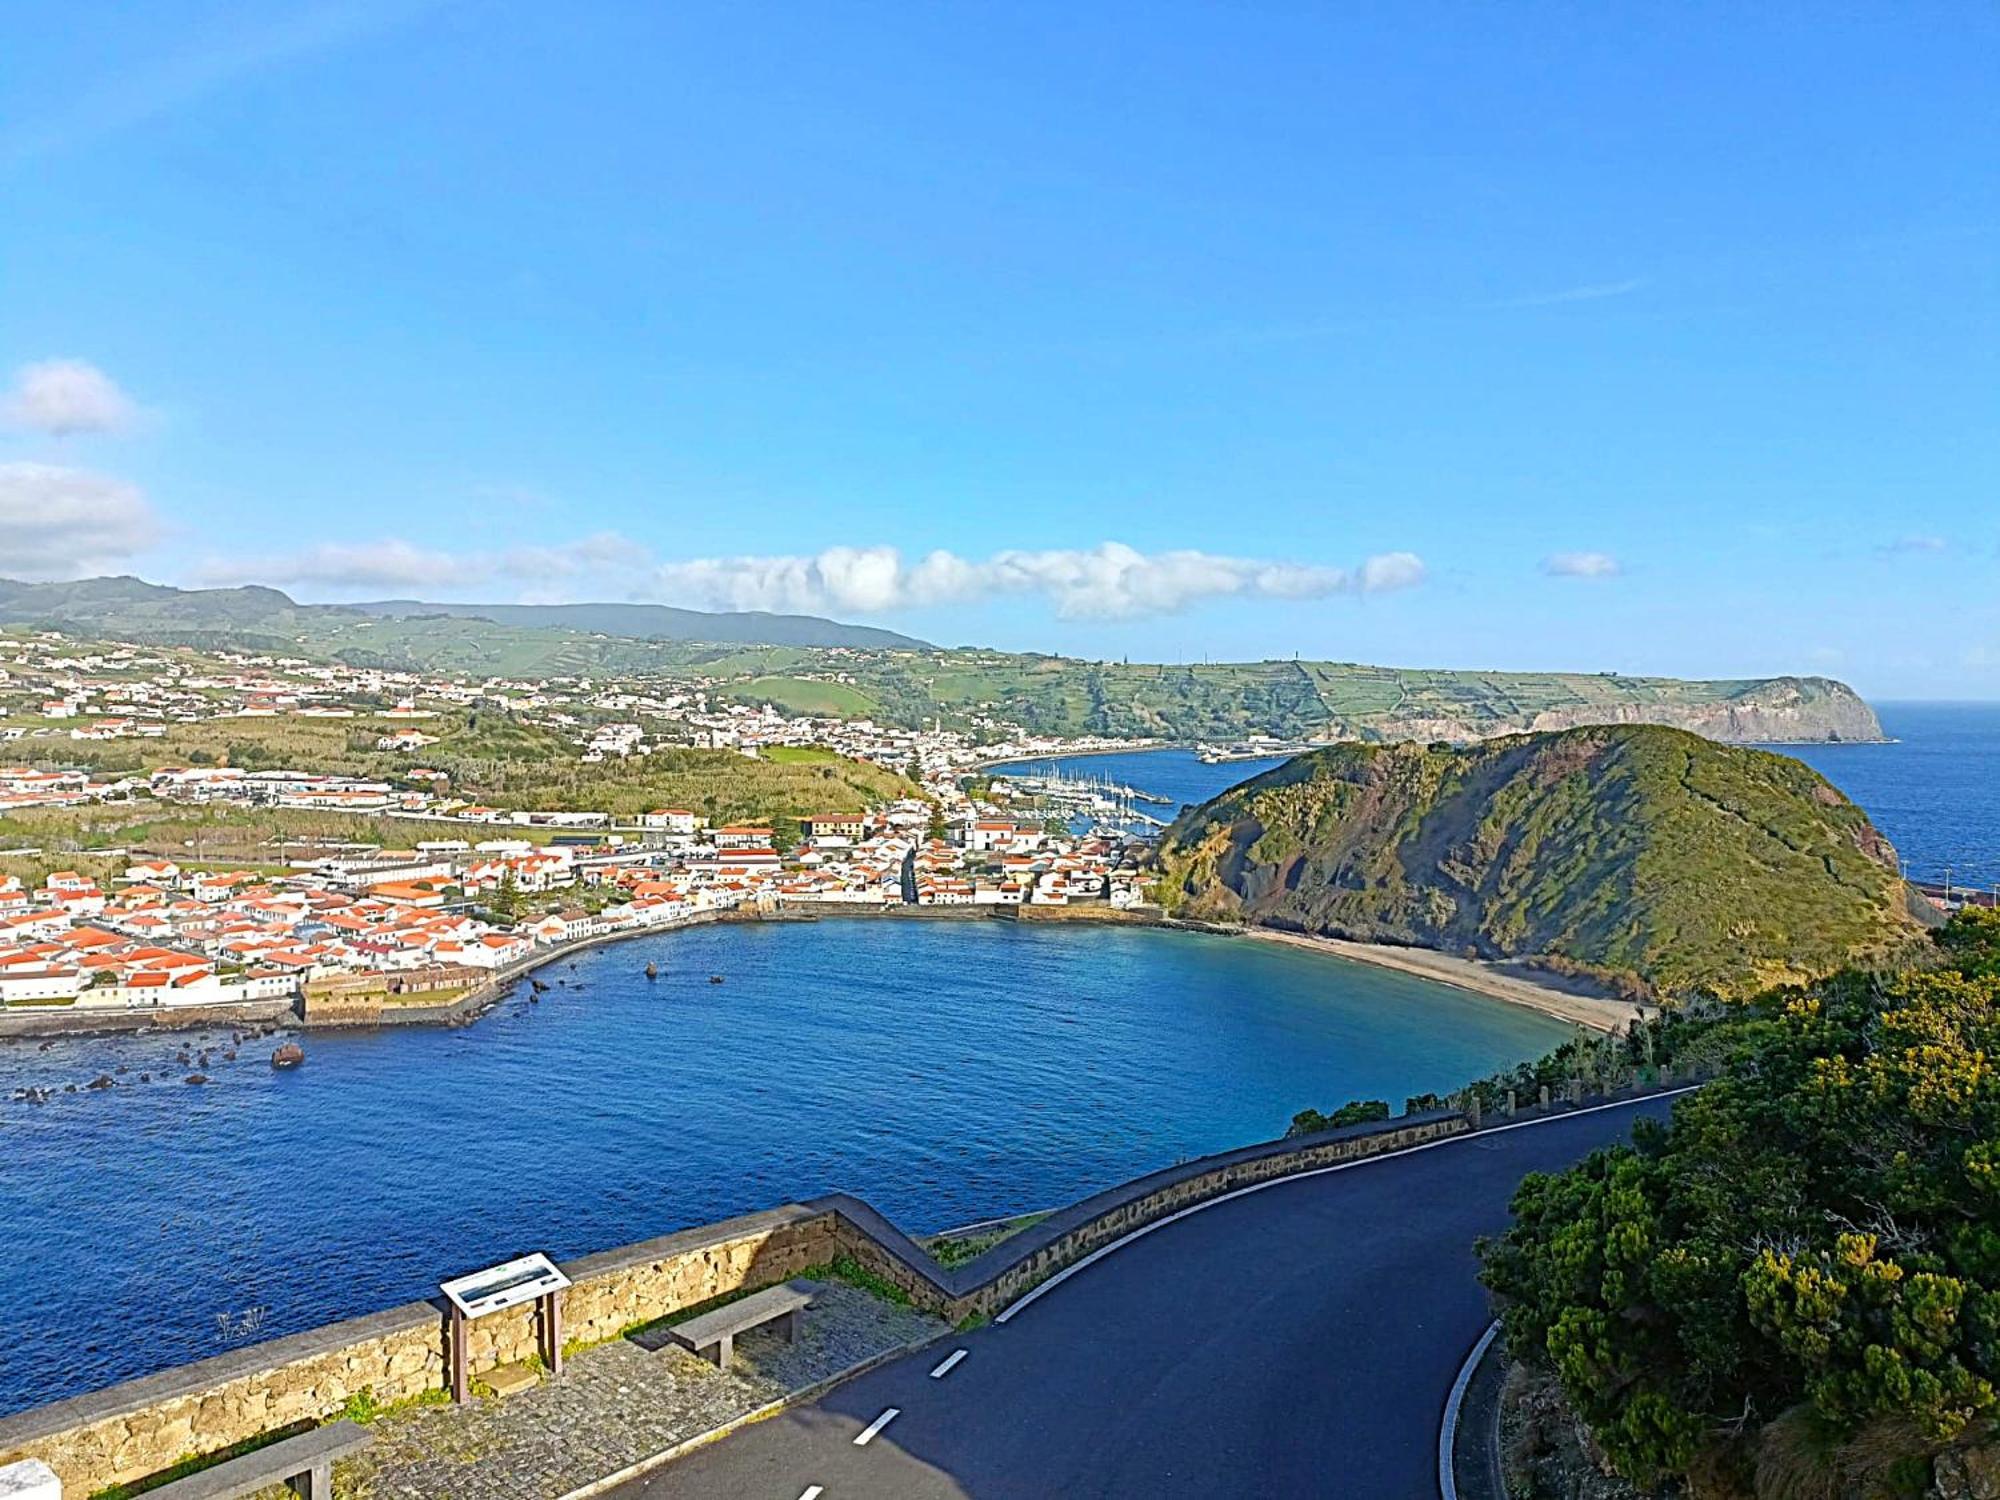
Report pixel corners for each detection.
[0,967,84,1004]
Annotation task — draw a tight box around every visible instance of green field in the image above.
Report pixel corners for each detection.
[724,676,882,717]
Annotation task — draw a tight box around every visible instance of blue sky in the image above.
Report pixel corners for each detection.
[2,2,1994,696]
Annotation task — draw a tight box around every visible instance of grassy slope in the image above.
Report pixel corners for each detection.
[1154,724,1927,997]
[722,676,883,717]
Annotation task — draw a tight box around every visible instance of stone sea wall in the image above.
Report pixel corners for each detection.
[0,1206,840,1495]
[0,1000,293,1041]
[0,1104,1505,1495]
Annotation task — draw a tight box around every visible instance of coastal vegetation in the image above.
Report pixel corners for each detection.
[1154,725,1929,998]
[1478,910,2000,1497]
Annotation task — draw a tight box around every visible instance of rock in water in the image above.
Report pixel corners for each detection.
[645,962,658,979]
[86,1074,115,1090]
[184,1074,209,1085]
[270,1042,305,1069]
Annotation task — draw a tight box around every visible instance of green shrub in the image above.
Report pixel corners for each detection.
[1477,915,2000,1489]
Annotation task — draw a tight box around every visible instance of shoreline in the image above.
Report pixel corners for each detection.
[0,903,1636,1042]
[968,739,1170,774]
[1237,927,1642,1033]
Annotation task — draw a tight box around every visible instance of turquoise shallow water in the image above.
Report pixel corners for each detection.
[0,920,1566,1416]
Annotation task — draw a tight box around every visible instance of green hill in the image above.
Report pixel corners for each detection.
[1154,725,1930,997]
[345,597,929,649]
[0,576,926,654]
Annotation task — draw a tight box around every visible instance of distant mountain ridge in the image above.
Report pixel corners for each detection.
[1155,724,1931,997]
[0,576,929,651]
[0,574,1884,746]
[344,598,928,650]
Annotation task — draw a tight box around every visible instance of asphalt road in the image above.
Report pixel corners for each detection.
[614,1095,1679,1500]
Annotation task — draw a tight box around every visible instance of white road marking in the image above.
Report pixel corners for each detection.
[798,1489,824,1500]
[995,1086,1702,1324]
[853,1407,900,1446]
[929,1348,968,1379]
[1439,1321,1501,1500]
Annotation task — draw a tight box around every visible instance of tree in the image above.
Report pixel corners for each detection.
[1287,1098,1391,1136]
[490,867,522,920]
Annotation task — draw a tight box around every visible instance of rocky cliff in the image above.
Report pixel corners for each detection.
[1316,673,1886,746]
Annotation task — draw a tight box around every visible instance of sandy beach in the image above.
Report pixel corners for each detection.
[1240,928,1644,1033]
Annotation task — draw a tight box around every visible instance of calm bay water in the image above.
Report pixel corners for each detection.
[0,921,1566,1416]
[997,702,2000,889]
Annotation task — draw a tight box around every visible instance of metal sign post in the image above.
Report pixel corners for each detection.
[439,1252,572,1403]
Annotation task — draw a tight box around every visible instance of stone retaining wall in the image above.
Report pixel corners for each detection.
[813,1110,1470,1319]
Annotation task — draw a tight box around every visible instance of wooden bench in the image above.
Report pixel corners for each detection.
[146,1419,371,1500]
[665,1282,811,1370]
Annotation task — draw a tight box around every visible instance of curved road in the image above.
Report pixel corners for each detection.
[614,1096,1677,1500]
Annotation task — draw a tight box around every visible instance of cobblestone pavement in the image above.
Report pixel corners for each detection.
[334,1281,947,1500]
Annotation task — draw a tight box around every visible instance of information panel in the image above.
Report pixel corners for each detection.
[440,1253,572,1320]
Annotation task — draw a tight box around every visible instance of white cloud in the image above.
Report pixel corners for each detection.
[3,359,141,436]
[0,463,160,577]
[644,541,1427,619]
[1490,278,1648,310]
[1878,534,1948,556]
[198,537,1428,619]
[1541,550,1623,579]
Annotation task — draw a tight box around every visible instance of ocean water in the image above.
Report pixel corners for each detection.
[0,921,1567,1417]
[1784,702,2000,891]
[998,702,2000,889]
